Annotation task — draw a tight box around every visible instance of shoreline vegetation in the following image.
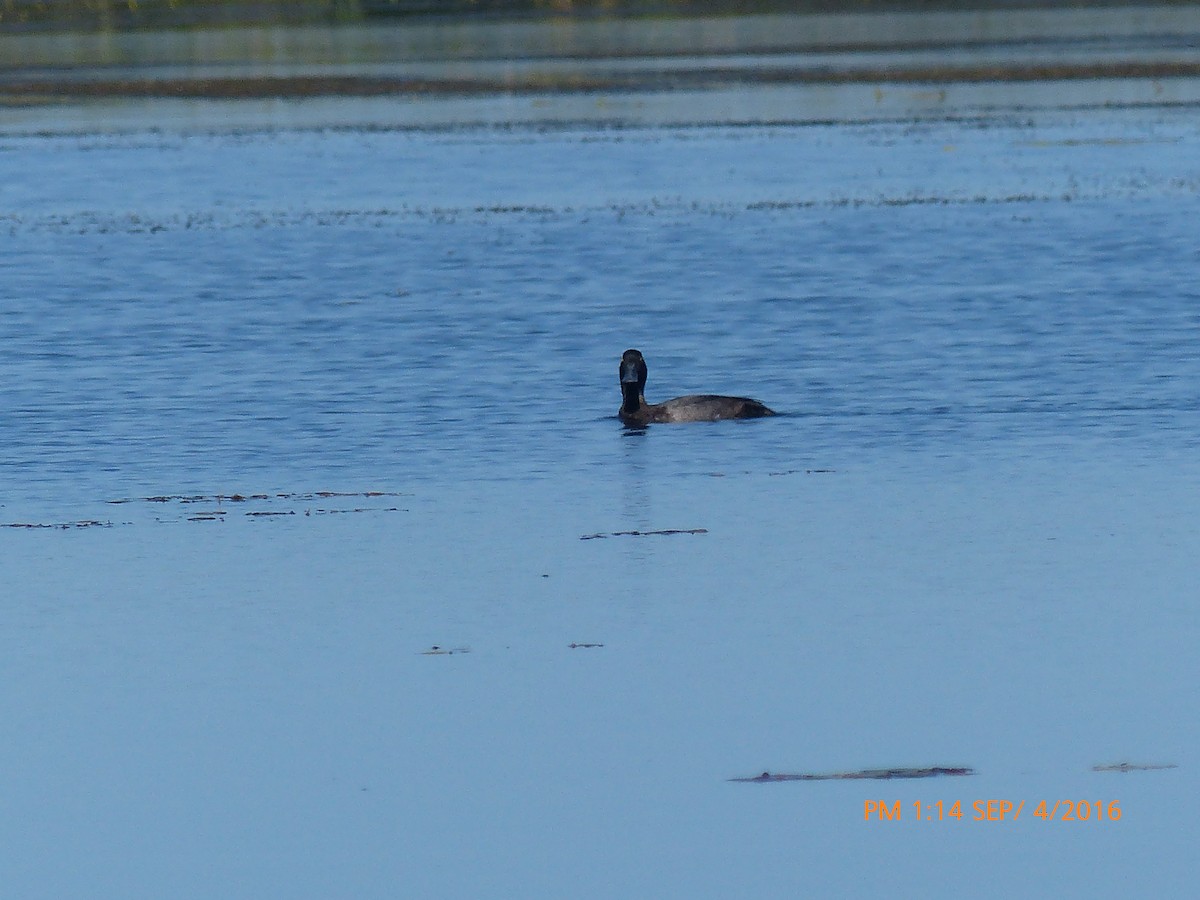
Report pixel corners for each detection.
[3,0,1199,33]
[2,1,1198,102]
[6,62,1200,102]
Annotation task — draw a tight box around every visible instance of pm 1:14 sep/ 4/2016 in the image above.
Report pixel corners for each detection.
[865,799,1123,822]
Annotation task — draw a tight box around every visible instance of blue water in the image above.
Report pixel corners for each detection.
[3,101,1200,897]
[4,112,1200,510]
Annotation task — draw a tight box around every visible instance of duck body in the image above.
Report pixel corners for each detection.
[617,349,776,425]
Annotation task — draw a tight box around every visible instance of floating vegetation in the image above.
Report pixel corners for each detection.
[1091,762,1178,773]
[4,190,1148,239]
[2,491,410,531]
[580,528,707,540]
[307,507,397,515]
[108,490,406,505]
[421,646,471,656]
[706,468,836,478]
[106,490,411,522]
[2,519,113,530]
[731,766,974,783]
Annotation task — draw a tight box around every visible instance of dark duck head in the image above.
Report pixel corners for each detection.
[618,348,776,425]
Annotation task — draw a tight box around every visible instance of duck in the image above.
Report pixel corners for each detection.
[617,348,776,425]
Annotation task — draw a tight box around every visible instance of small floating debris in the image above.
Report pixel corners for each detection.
[421,646,471,656]
[568,643,604,649]
[580,528,707,541]
[1092,762,1178,773]
[246,510,295,517]
[731,766,974,783]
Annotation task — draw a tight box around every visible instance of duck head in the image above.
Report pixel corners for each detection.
[619,348,648,414]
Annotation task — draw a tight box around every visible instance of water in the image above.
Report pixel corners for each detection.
[3,89,1200,896]
[4,111,1199,506]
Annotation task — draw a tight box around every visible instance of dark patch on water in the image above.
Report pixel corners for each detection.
[1091,761,1178,773]
[109,490,408,504]
[580,528,708,540]
[0,492,411,528]
[2,519,113,530]
[731,766,974,782]
[184,504,407,522]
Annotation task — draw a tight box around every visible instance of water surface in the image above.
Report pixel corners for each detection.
[2,81,1199,898]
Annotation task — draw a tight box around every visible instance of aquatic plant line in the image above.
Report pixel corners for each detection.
[1,491,410,529]
[8,184,1198,239]
[579,528,708,540]
[731,766,975,782]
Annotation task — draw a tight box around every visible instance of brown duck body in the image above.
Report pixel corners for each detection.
[617,349,776,425]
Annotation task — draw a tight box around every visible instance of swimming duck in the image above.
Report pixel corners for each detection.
[617,348,776,425]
